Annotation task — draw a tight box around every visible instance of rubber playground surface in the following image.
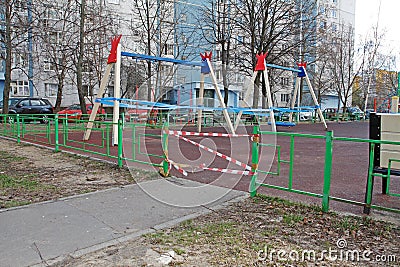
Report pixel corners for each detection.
[10,120,400,216]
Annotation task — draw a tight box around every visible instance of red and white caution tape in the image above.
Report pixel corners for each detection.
[164,130,251,138]
[172,134,252,171]
[167,159,188,176]
[200,164,254,176]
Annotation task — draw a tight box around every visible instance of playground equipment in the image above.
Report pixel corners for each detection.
[85,36,327,146]
[84,35,240,144]
[366,112,400,213]
[234,52,327,132]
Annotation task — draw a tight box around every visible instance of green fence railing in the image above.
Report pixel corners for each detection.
[251,128,400,214]
[0,114,398,215]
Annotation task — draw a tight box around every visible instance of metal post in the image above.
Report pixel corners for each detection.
[322,131,333,212]
[54,114,59,152]
[117,119,123,168]
[250,125,260,197]
[162,124,170,176]
[288,135,295,189]
[16,114,20,144]
[364,143,375,214]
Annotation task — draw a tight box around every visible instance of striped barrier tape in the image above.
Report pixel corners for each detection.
[167,159,188,176]
[172,133,252,171]
[164,130,251,138]
[200,164,254,176]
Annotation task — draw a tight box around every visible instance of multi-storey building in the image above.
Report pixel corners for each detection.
[0,0,356,111]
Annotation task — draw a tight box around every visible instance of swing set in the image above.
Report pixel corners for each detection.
[83,35,327,145]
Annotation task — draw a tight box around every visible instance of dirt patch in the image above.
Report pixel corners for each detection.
[54,195,400,266]
[0,138,157,209]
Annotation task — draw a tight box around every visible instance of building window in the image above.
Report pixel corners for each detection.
[331,9,337,18]
[160,65,173,76]
[48,31,62,45]
[108,0,119,4]
[11,80,29,96]
[12,53,26,69]
[83,85,93,96]
[44,61,56,71]
[281,93,289,102]
[280,77,289,86]
[237,36,245,44]
[216,70,222,80]
[216,50,222,61]
[331,23,337,31]
[45,83,57,97]
[164,43,174,55]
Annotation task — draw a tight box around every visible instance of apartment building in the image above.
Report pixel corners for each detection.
[0,0,356,110]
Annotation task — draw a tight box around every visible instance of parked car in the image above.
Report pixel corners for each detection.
[347,107,364,120]
[7,97,54,123]
[57,103,105,121]
[0,97,23,114]
[323,108,338,120]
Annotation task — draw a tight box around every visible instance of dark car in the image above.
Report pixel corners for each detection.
[8,97,54,123]
[0,97,22,113]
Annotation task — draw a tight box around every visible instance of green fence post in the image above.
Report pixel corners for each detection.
[322,131,333,212]
[117,119,123,168]
[161,122,170,177]
[250,124,260,197]
[364,143,376,214]
[288,135,295,189]
[16,114,21,144]
[54,114,59,152]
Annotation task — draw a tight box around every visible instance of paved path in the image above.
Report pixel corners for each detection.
[0,178,247,267]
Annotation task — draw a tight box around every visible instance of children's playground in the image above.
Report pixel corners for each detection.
[0,36,399,217]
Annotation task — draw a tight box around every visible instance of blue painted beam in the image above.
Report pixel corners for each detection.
[121,52,301,73]
[121,52,202,67]
[265,63,301,73]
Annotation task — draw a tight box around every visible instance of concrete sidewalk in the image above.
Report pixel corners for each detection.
[0,178,247,267]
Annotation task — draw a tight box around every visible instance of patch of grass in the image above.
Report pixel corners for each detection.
[1,200,32,209]
[334,216,359,232]
[0,151,26,162]
[173,247,186,255]
[0,174,41,190]
[283,214,304,226]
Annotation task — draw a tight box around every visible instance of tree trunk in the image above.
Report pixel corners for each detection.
[77,0,87,114]
[55,73,65,112]
[2,0,12,115]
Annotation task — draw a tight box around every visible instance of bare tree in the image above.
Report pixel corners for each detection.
[230,0,319,108]
[129,0,198,101]
[1,0,33,114]
[200,0,234,105]
[327,25,362,112]
[33,1,77,111]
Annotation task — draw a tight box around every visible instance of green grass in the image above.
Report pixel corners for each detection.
[0,200,32,209]
[0,151,26,162]
[0,174,40,190]
[283,214,305,226]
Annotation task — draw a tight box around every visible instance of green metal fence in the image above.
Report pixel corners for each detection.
[0,114,398,215]
[250,127,400,214]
